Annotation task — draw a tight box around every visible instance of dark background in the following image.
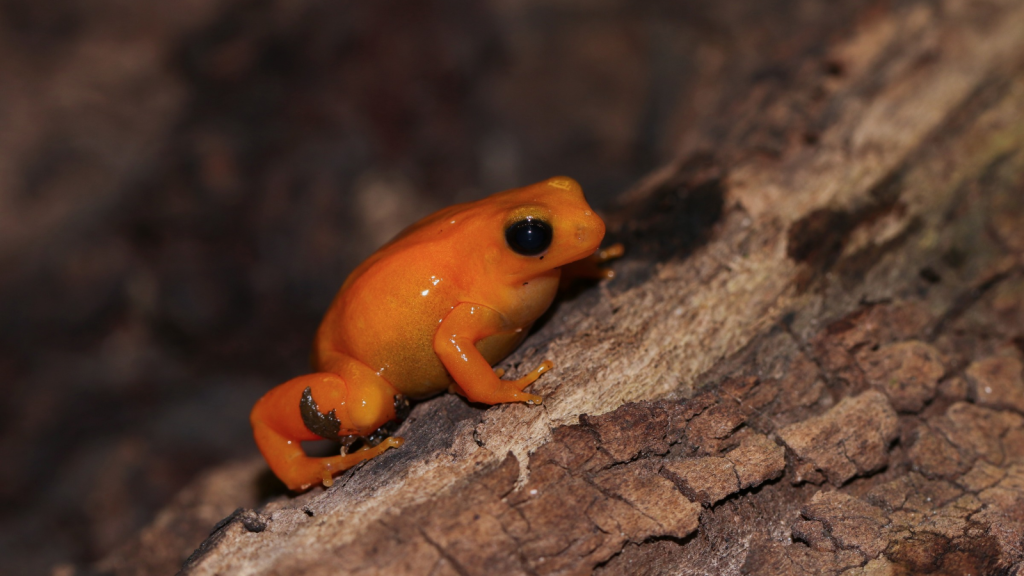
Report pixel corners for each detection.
[0,0,870,573]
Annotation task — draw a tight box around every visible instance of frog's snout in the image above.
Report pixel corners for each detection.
[573,211,606,252]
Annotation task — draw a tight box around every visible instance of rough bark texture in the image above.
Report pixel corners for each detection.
[98,0,1024,574]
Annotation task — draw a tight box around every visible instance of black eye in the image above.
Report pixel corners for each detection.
[505,218,552,256]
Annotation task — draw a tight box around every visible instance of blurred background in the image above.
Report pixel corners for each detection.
[0,0,870,573]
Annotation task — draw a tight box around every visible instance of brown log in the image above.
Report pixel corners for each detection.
[98,0,1024,574]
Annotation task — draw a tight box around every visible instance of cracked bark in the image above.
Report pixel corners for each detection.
[96,0,1024,574]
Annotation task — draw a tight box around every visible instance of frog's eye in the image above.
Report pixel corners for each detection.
[505,217,552,256]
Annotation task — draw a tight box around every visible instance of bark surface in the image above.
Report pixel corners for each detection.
[98,0,1024,574]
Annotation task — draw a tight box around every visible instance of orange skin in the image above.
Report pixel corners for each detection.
[250,177,620,491]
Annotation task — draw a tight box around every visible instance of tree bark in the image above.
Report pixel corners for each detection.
[98,0,1024,574]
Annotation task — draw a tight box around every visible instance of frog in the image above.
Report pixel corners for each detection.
[250,176,621,491]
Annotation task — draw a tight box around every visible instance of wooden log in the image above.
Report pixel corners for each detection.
[97,0,1024,574]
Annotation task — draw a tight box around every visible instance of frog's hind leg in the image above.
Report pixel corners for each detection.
[250,362,402,491]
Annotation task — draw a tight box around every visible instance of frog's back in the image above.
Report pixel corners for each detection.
[339,204,467,291]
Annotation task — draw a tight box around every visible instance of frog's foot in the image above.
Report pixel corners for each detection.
[561,243,624,284]
[447,363,550,405]
[493,385,543,405]
[319,437,404,488]
[509,360,553,404]
[596,243,625,264]
[511,360,553,390]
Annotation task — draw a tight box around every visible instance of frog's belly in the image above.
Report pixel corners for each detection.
[360,328,528,399]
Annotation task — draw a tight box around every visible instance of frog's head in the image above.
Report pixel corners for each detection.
[482,176,606,280]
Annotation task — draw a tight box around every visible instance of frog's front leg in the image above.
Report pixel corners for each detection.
[434,302,552,405]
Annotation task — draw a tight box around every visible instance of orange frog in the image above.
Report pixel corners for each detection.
[250,176,621,491]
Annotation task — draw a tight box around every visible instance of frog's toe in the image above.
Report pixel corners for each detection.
[598,243,625,262]
[523,393,544,405]
[512,360,554,391]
